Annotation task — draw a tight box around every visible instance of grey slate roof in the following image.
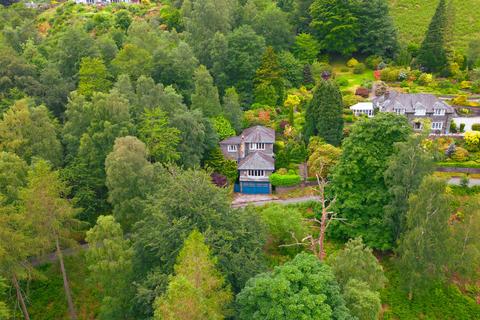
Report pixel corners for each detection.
[219,136,242,145]
[219,125,275,145]
[242,125,275,143]
[238,152,274,170]
[373,91,454,114]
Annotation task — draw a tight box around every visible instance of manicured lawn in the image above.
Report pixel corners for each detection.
[388,0,480,52]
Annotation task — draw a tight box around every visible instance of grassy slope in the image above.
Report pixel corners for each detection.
[389,0,480,52]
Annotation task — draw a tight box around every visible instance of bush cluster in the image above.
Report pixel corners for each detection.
[269,172,302,187]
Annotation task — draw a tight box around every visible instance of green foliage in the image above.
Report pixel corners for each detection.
[254,47,285,106]
[343,279,382,320]
[278,51,304,88]
[307,137,342,178]
[78,57,111,97]
[353,63,366,74]
[105,136,155,231]
[259,204,308,254]
[269,172,302,187]
[204,147,238,183]
[222,87,243,133]
[212,116,235,141]
[384,131,434,242]
[236,252,352,320]
[331,113,412,249]
[139,107,181,164]
[191,65,222,117]
[0,99,62,167]
[112,44,153,80]
[310,0,358,55]
[293,33,320,63]
[304,79,344,146]
[85,215,133,319]
[417,0,453,74]
[0,151,28,205]
[154,230,232,320]
[0,277,9,319]
[131,168,267,317]
[396,176,451,294]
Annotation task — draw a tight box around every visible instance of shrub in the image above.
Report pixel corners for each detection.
[347,58,359,67]
[450,121,458,133]
[355,87,370,98]
[340,66,350,72]
[460,81,472,89]
[353,63,366,74]
[374,81,387,96]
[344,109,353,115]
[378,61,387,70]
[451,147,469,162]
[472,124,480,131]
[343,115,354,123]
[398,71,408,81]
[365,56,382,70]
[343,94,361,107]
[311,62,333,82]
[361,79,373,89]
[460,123,466,133]
[464,131,480,150]
[336,77,349,87]
[452,95,469,106]
[269,173,302,187]
[380,68,400,82]
[417,73,433,86]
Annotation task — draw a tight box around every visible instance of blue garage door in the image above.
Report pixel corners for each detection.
[241,182,271,194]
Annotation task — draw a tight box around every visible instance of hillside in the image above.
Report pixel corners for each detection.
[389,0,480,52]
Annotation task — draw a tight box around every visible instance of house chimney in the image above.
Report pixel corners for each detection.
[239,135,245,159]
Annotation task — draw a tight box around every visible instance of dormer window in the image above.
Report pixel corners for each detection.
[434,108,445,116]
[227,145,237,152]
[414,102,426,115]
[394,108,405,115]
[250,143,266,150]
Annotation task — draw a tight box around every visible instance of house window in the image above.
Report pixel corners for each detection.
[353,109,373,117]
[247,170,265,177]
[227,145,237,152]
[250,143,266,150]
[432,122,443,130]
[414,108,426,116]
[434,108,445,116]
[393,108,405,115]
[413,122,422,130]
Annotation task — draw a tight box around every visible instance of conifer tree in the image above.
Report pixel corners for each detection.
[222,87,243,133]
[154,230,232,320]
[417,0,453,74]
[304,79,344,146]
[254,47,285,106]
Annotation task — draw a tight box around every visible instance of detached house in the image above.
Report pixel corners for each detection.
[371,91,455,134]
[220,126,275,194]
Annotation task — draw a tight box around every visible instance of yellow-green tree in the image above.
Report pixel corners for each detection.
[78,57,111,98]
[154,230,232,320]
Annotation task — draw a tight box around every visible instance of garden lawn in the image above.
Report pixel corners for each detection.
[389,0,480,52]
[332,63,375,92]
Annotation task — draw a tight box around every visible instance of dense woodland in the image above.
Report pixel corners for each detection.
[0,0,480,319]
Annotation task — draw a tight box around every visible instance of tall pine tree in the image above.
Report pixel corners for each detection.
[417,0,453,74]
[304,79,344,146]
[254,47,285,106]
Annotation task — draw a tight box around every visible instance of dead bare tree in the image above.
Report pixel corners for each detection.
[281,164,344,261]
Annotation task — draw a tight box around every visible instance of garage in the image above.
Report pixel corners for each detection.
[240,181,271,194]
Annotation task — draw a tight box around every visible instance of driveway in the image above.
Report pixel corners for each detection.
[232,195,319,208]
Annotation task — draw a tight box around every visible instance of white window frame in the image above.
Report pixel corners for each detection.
[250,143,266,150]
[414,108,426,116]
[393,108,405,115]
[433,108,445,116]
[431,122,443,130]
[227,145,237,152]
[247,170,265,177]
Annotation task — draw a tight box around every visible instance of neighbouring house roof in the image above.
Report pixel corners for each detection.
[238,152,274,170]
[219,125,275,145]
[350,102,374,111]
[219,136,242,145]
[373,91,455,114]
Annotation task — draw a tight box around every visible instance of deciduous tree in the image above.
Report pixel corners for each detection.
[191,65,222,117]
[154,230,232,320]
[78,57,111,98]
[236,253,351,319]
[85,215,134,319]
[221,87,243,133]
[105,136,155,231]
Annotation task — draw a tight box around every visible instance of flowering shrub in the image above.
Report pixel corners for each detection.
[347,58,359,67]
[398,71,408,81]
[465,131,480,150]
[451,147,469,162]
[417,73,433,86]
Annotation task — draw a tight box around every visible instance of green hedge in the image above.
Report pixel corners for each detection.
[269,173,302,187]
[437,161,480,169]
